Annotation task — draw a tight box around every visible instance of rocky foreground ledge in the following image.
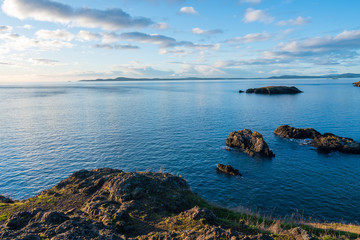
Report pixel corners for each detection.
[0,168,357,240]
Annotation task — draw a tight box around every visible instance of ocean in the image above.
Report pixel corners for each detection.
[0,78,359,223]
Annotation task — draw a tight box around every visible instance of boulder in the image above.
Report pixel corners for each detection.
[287,227,315,240]
[216,164,242,176]
[226,129,275,158]
[274,125,360,154]
[274,125,321,139]
[353,81,360,87]
[246,86,302,94]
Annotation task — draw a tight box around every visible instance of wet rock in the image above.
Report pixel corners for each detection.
[353,81,360,87]
[0,195,14,204]
[275,125,360,154]
[239,90,244,93]
[226,129,275,158]
[311,133,360,154]
[246,86,302,94]
[274,125,321,139]
[287,227,315,240]
[216,164,242,176]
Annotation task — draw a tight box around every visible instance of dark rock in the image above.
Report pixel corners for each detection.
[246,86,302,94]
[226,129,275,158]
[0,195,14,204]
[274,125,321,139]
[311,133,360,154]
[5,211,32,230]
[40,211,69,225]
[275,125,360,154]
[353,81,360,87]
[216,164,242,176]
[239,90,244,93]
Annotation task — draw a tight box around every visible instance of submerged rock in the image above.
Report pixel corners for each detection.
[274,125,321,139]
[274,125,360,154]
[216,164,242,176]
[353,81,360,87]
[246,86,302,94]
[226,129,275,158]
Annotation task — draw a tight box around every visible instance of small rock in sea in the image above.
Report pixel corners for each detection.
[226,129,275,158]
[0,195,14,203]
[238,90,244,93]
[216,164,242,176]
[353,81,360,87]
[274,125,360,154]
[246,86,302,94]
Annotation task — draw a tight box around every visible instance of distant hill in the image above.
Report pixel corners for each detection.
[80,77,247,82]
[268,73,360,79]
[80,73,360,82]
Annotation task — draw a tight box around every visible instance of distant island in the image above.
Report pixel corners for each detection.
[80,73,360,82]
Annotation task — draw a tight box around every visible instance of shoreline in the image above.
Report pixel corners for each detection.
[1,168,359,239]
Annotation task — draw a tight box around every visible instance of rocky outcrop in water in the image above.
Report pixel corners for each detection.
[226,129,275,158]
[353,81,360,87]
[246,86,302,94]
[274,125,360,154]
[0,195,13,204]
[274,125,321,139]
[216,164,242,176]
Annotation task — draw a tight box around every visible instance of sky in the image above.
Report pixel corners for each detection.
[0,0,359,82]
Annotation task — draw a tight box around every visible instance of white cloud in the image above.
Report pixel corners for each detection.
[36,29,74,41]
[179,6,199,15]
[277,16,311,26]
[2,0,153,30]
[226,32,271,43]
[94,44,139,50]
[30,58,60,66]
[240,0,261,4]
[153,22,170,30]
[243,8,274,24]
[192,28,223,35]
[77,30,101,42]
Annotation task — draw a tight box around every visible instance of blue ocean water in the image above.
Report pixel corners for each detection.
[0,78,359,223]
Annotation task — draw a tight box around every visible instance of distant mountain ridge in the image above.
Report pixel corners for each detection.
[268,73,360,79]
[80,73,360,82]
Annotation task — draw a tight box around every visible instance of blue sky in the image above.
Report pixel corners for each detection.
[0,0,359,81]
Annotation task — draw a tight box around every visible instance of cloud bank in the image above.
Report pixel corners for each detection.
[2,0,153,30]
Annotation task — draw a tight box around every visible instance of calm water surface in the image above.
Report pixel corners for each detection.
[0,78,359,223]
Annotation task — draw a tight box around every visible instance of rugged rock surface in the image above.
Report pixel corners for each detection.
[226,129,275,158]
[353,81,360,87]
[274,125,321,139]
[216,164,242,176]
[287,227,315,240]
[275,125,360,154]
[311,133,360,154]
[246,86,302,94]
[0,168,274,240]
